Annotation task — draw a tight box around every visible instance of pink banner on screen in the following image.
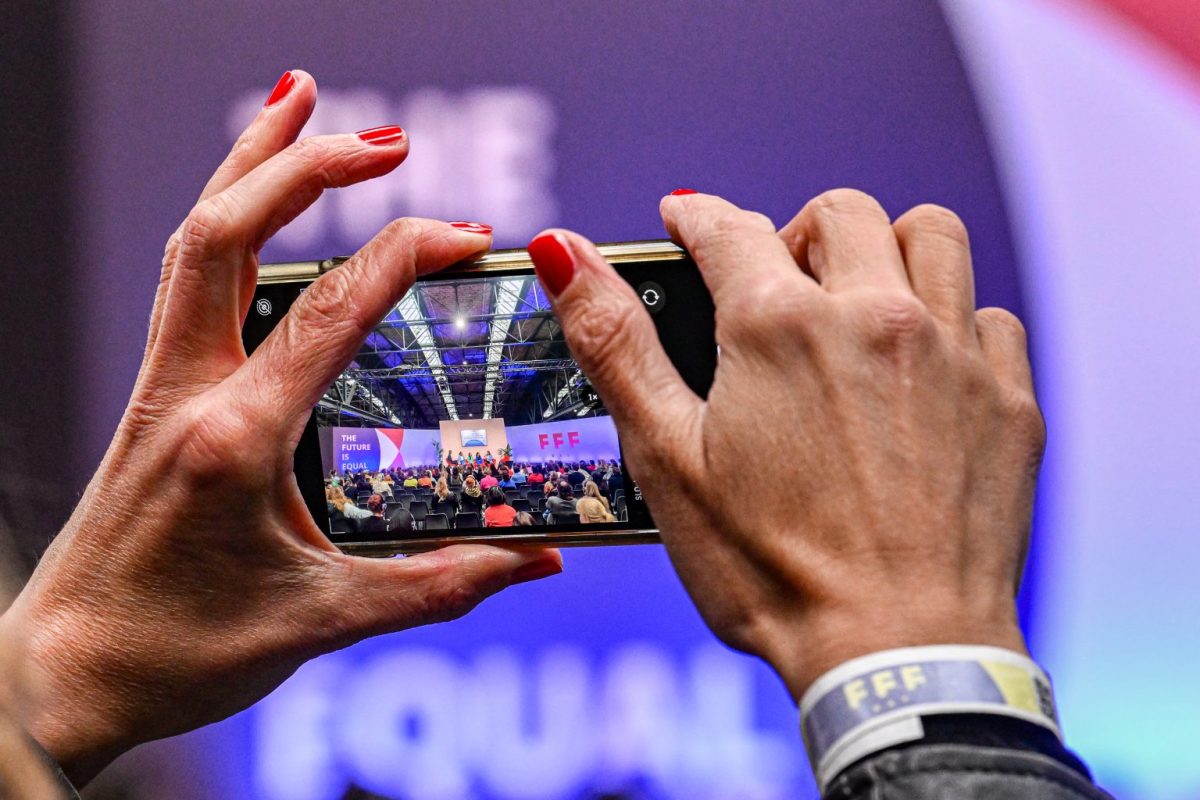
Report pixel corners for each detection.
[505,416,621,463]
[330,426,441,472]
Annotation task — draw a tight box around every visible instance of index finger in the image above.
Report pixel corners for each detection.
[660,192,817,304]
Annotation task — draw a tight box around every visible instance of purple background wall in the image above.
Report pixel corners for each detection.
[943,2,1200,795]
[0,2,80,583]
[65,3,1025,798]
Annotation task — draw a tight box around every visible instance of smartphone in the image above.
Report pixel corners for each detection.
[243,240,716,556]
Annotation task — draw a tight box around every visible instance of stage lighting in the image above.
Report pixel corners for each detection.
[454,315,466,329]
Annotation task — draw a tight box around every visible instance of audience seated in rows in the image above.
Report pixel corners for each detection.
[323,458,626,532]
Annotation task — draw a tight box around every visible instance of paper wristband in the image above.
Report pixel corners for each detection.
[799,645,1060,792]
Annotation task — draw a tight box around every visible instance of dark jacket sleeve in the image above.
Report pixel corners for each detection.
[825,744,1114,800]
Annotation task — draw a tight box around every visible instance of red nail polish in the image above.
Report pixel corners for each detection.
[264,71,296,108]
[356,125,406,146]
[528,233,576,297]
[670,188,698,196]
[511,558,563,586]
[449,221,493,235]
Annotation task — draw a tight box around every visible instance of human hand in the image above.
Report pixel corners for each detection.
[0,70,561,784]
[528,189,1042,702]
[0,707,69,800]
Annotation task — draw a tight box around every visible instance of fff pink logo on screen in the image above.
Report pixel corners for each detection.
[538,431,582,449]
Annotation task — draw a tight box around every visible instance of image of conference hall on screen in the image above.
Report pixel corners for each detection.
[318,273,626,532]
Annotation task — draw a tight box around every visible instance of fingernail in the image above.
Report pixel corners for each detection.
[511,557,563,586]
[356,125,406,146]
[449,221,493,235]
[264,71,296,108]
[670,188,698,196]
[528,233,576,297]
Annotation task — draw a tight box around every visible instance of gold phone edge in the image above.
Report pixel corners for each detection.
[339,529,662,557]
[257,240,686,285]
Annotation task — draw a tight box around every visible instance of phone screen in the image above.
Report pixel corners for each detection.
[321,267,636,538]
[245,244,716,548]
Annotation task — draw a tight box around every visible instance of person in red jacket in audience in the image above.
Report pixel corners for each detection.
[483,487,517,527]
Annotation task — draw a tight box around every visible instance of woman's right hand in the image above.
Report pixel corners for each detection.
[529,189,1044,701]
[0,70,561,786]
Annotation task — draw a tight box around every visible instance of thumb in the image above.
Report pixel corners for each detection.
[327,546,563,640]
[527,230,703,448]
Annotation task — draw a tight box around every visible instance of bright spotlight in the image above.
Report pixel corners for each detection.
[454,315,466,329]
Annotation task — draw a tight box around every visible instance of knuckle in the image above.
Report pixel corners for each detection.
[977,307,1028,346]
[1004,387,1047,459]
[174,398,262,487]
[895,204,970,250]
[859,291,934,346]
[376,217,429,257]
[709,209,774,238]
[345,217,427,284]
[565,294,643,387]
[692,209,776,260]
[295,266,366,339]
[1020,394,1047,442]
[288,134,336,167]
[179,196,237,255]
[746,210,776,232]
[805,188,888,228]
[416,575,488,625]
[1004,382,1044,432]
[436,581,489,622]
[380,216,421,238]
[286,135,351,187]
[225,131,258,167]
[161,227,183,267]
[121,394,172,434]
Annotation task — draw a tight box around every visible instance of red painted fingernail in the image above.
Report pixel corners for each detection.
[356,125,406,146]
[511,558,563,586]
[264,71,296,108]
[449,221,493,235]
[528,233,576,297]
[670,188,698,196]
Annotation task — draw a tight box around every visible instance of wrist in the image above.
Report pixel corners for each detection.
[770,600,1027,704]
[0,593,131,786]
[799,643,1059,792]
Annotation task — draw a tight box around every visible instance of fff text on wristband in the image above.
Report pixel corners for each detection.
[799,644,1061,791]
